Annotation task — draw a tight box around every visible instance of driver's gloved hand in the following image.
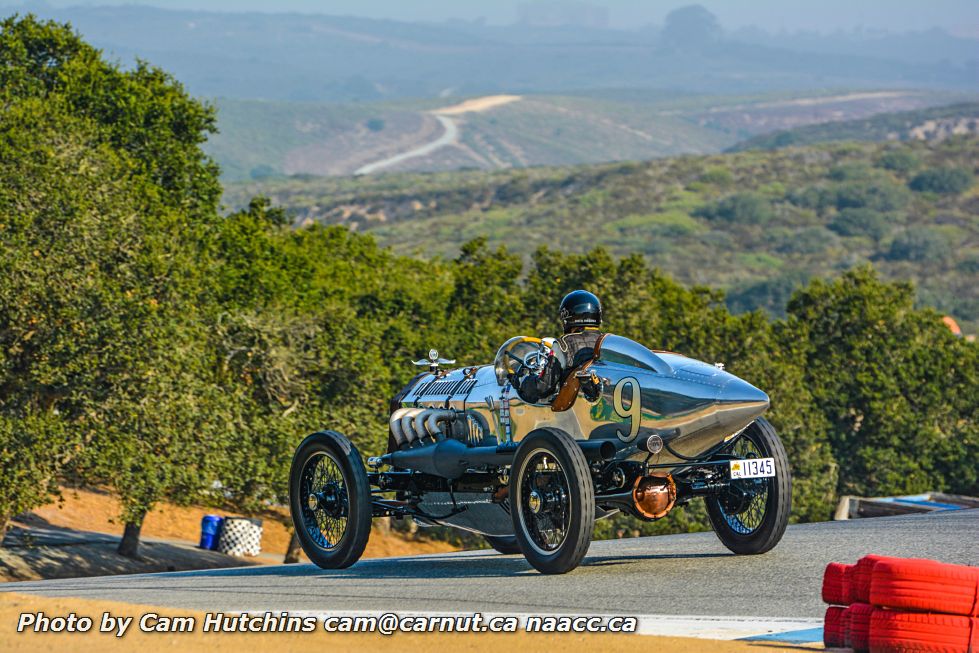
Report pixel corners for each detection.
[514,357,561,404]
[518,373,543,404]
[581,372,602,402]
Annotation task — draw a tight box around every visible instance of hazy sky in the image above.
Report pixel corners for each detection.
[23,0,979,36]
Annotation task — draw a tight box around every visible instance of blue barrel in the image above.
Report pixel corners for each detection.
[199,515,224,550]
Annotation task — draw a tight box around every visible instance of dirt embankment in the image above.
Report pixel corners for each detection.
[2,487,458,582]
[434,95,522,115]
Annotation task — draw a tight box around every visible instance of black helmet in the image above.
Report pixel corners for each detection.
[559,290,602,332]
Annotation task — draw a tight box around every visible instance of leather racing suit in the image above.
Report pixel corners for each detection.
[516,327,603,405]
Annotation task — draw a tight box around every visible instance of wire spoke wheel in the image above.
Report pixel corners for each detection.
[510,428,594,574]
[704,417,791,556]
[289,431,372,569]
[519,452,571,553]
[717,436,770,535]
[300,452,349,550]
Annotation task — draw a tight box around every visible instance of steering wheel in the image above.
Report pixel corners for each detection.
[506,343,550,380]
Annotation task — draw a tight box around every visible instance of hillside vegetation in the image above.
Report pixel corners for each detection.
[226,137,979,332]
[206,94,734,181]
[730,102,979,152]
[207,91,962,180]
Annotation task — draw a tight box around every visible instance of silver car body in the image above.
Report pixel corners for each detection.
[396,334,770,536]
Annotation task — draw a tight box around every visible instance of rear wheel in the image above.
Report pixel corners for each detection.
[510,428,594,574]
[705,417,791,555]
[484,535,522,555]
[289,431,372,569]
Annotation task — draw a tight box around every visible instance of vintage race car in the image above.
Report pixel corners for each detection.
[289,334,791,574]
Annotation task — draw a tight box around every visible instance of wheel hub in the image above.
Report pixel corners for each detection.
[320,483,343,517]
[528,490,543,514]
[307,483,343,516]
[299,448,352,553]
[720,485,751,515]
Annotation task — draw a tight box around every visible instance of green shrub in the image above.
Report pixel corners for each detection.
[726,271,809,316]
[788,185,836,212]
[886,227,951,262]
[698,166,733,186]
[828,208,892,241]
[772,227,836,254]
[787,267,978,498]
[0,412,73,537]
[876,149,920,173]
[834,180,910,212]
[787,180,909,214]
[737,252,784,270]
[695,191,774,224]
[909,166,974,194]
[828,163,873,181]
[958,253,979,275]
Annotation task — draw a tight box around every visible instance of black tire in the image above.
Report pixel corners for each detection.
[289,431,372,569]
[484,535,522,555]
[705,417,791,555]
[510,428,594,574]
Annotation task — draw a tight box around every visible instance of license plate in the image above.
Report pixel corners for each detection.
[729,457,775,479]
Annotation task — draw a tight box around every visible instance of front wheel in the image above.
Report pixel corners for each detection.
[705,417,791,555]
[510,428,594,574]
[289,431,372,569]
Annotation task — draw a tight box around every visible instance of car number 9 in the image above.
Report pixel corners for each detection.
[612,376,641,442]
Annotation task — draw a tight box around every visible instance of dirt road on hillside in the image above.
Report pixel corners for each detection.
[354,95,522,175]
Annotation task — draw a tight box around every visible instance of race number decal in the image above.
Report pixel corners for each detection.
[612,376,641,442]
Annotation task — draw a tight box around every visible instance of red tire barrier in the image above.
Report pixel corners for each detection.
[869,609,979,653]
[848,603,875,652]
[824,562,854,605]
[825,605,846,648]
[843,606,854,648]
[855,555,903,603]
[845,564,858,605]
[871,558,979,617]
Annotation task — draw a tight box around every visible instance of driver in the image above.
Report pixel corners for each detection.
[515,290,605,406]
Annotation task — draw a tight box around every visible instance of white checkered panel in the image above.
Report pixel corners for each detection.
[216,518,262,557]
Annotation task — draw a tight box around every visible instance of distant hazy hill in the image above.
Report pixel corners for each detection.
[225,137,979,331]
[207,90,964,181]
[730,103,979,152]
[3,4,977,102]
[207,94,733,181]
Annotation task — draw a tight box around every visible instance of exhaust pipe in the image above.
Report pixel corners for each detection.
[578,439,616,462]
[400,408,426,445]
[381,437,617,478]
[421,409,455,441]
[390,408,458,448]
[389,407,414,447]
[383,438,485,478]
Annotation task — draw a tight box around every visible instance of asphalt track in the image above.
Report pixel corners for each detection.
[3,511,976,619]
